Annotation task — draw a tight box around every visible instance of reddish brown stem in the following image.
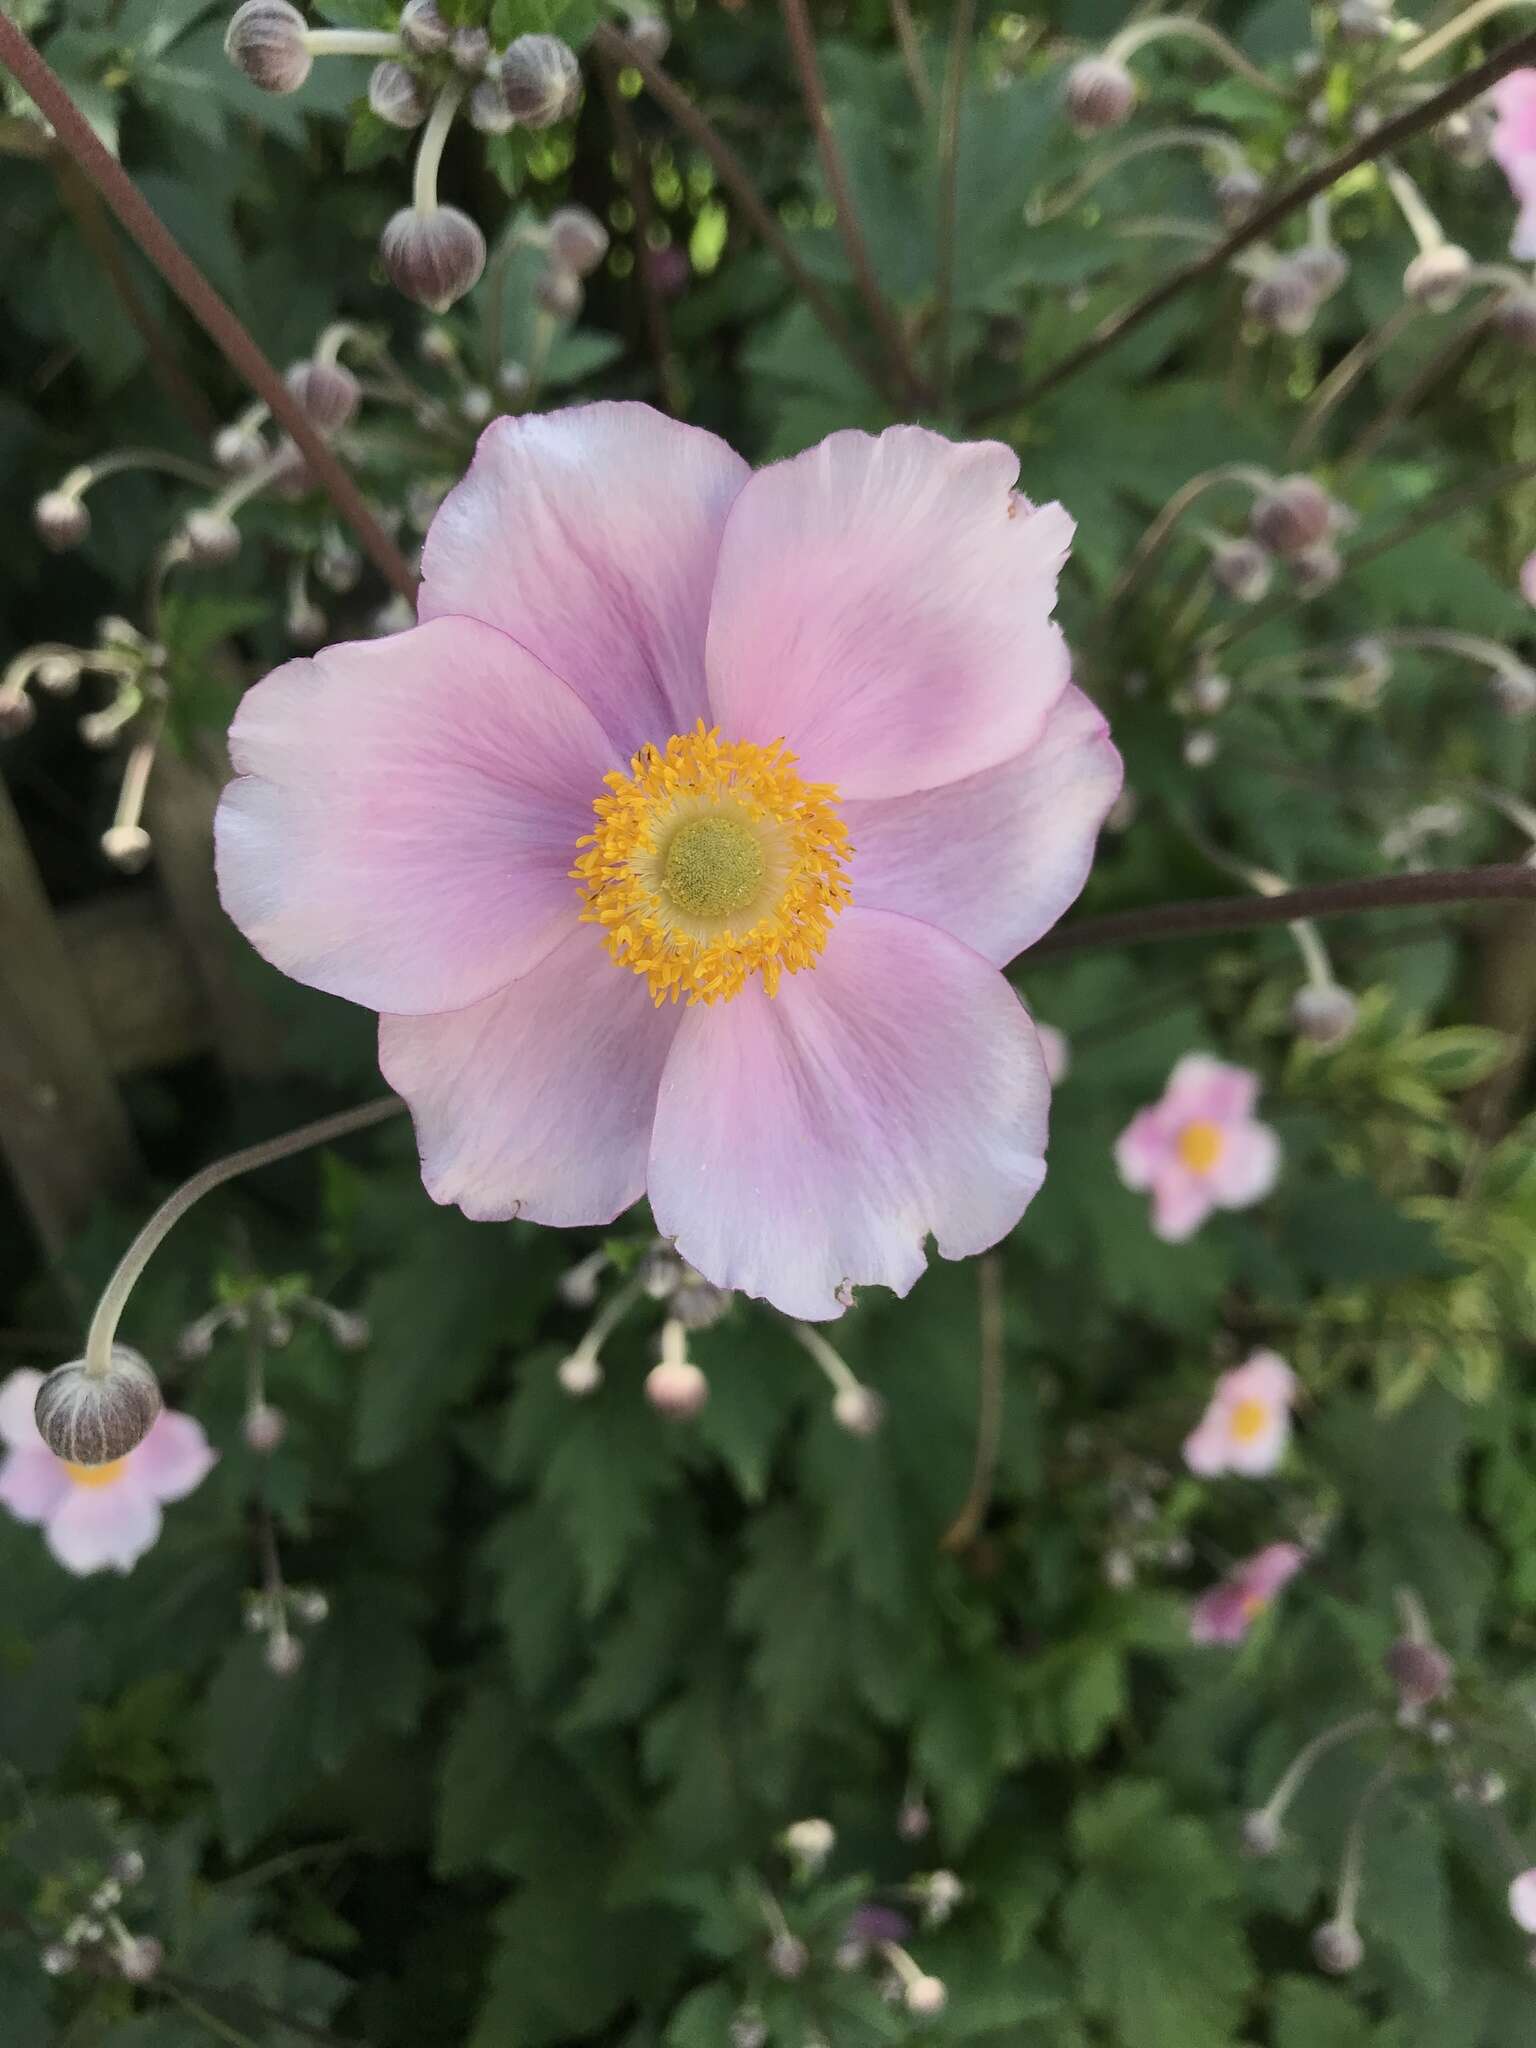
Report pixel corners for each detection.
[0,14,417,603]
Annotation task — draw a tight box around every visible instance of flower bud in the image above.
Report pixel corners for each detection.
[1103,1547,1136,1588]
[766,1932,809,1980]
[213,422,264,471]
[1240,1809,1281,1857]
[265,1631,304,1677]
[287,597,327,646]
[0,692,36,739]
[1311,1921,1364,1975]
[285,359,360,432]
[536,267,584,319]
[1213,163,1265,226]
[243,1402,287,1455]
[1211,537,1272,603]
[1244,262,1319,337]
[905,1974,948,2017]
[547,205,610,277]
[1494,288,1536,350]
[897,1797,930,1841]
[460,385,494,426]
[1292,242,1349,301]
[1250,475,1338,556]
[369,59,430,129]
[1291,983,1359,1047]
[1338,0,1394,41]
[639,1246,684,1298]
[469,77,515,132]
[672,1276,733,1330]
[119,1936,164,1984]
[225,0,311,93]
[371,595,417,637]
[645,1357,709,1419]
[1438,102,1495,166]
[783,1817,835,1872]
[832,1383,885,1436]
[182,509,242,565]
[34,490,89,551]
[922,1871,963,1926]
[398,0,449,57]
[1511,1871,1536,1933]
[1492,664,1536,717]
[451,25,491,72]
[34,1347,162,1465]
[1290,542,1343,596]
[316,538,361,592]
[328,1307,371,1351]
[1183,728,1219,768]
[101,824,154,873]
[498,359,531,401]
[111,1850,146,1886]
[1404,243,1472,312]
[1188,669,1231,715]
[40,1944,75,1977]
[626,13,671,61]
[380,205,487,311]
[558,1352,604,1397]
[1063,56,1136,135]
[419,323,457,368]
[292,1587,329,1624]
[498,33,581,127]
[730,2014,768,2048]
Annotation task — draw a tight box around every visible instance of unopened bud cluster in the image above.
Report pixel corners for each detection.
[34,1839,160,1985]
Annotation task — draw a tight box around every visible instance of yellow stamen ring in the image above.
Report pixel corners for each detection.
[1176,1119,1226,1173]
[65,1456,127,1489]
[573,722,852,1006]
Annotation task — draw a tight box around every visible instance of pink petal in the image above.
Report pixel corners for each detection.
[420,403,749,756]
[1223,1411,1290,1478]
[1114,1107,1171,1191]
[44,1483,162,1576]
[840,685,1121,965]
[1228,1350,1295,1408]
[705,427,1073,800]
[1243,1541,1307,1602]
[379,924,680,1226]
[217,617,615,1016]
[1492,70,1536,159]
[1522,552,1536,607]
[647,908,1050,1319]
[1509,1869,1536,1933]
[0,1369,44,1451]
[1189,1582,1249,1645]
[0,1446,71,1524]
[1182,1410,1234,1478]
[1151,1166,1213,1243]
[1207,1121,1282,1209]
[130,1410,217,1503]
[1165,1054,1260,1125]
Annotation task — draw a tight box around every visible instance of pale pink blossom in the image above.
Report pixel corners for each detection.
[0,1369,216,1575]
[1114,1054,1281,1242]
[1509,1869,1536,1933]
[1492,71,1536,261]
[1183,1350,1296,1477]
[1189,1542,1306,1645]
[216,406,1122,1319]
[1522,551,1536,607]
[1036,1022,1070,1084]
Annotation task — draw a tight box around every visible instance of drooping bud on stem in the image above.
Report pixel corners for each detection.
[498,32,581,127]
[34,1347,162,1464]
[788,1319,885,1434]
[645,1320,709,1418]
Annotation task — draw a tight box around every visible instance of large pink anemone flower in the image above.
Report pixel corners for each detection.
[216,406,1121,1318]
[1491,70,1536,261]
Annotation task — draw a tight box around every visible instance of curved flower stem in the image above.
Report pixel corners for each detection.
[1254,1711,1382,1830]
[777,0,927,407]
[1290,301,1420,458]
[965,27,1536,426]
[1105,14,1289,97]
[932,0,976,410]
[788,1318,864,1399]
[58,448,222,498]
[0,12,417,602]
[940,1250,1004,1554]
[1107,464,1272,609]
[83,1099,406,1379]
[1400,0,1535,70]
[1332,1763,1399,1930]
[592,23,890,402]
[889,0,932,112]
[305,28,400,58]
[1032,127,1248,224]
[413,83,463,214]
[1029,865,1536,959]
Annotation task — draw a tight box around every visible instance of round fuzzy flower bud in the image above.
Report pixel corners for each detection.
[182,509,242,566]
[1244,263,1319,337]
[536,267,584,319]
[399,0,450,57]
[547,205,610,278]
[111,1850,146,1887]
[1240,1809,1281,1858]
[1494,289,1536,350]
[1439,101,1495,167]
[225,0,311,93]
[1291,983,1359,1048]
[0,692,37,739]
[905,1975,948,2018]
[645,1357,709,1419]
[1338,0,1394,42]
[1292,241,1349,301]
[34,490,89,551]
[460,385,494,426]
[316,539,361,593]
[285,359,360,432]
[35,1347,162,1465]
[784,1817,835,1871]
[1211,536,1273,603]
[1063,56,1136,135]
[1250,475,1338,556]
[730,2014,769,2048]
[898,1796,930,1840]
[380,205,487,311]
[119,1936,164,1984]
[922,1871,964,1926]
[418,323,458,368]
[451,25,491,73]
[498,359,531,401]
[40,1944,75,1978]
[1312,1921,1364,1975]
[832,1383,885,1436]
[1189,670,1231,715]
[1492,664,1536,717]
[1182,727,1219,769]
[559,1353,604,1397]
[1404,243,1472,312]
[469,77,515,133]
[265,1631,304,1677]
[213,421,264,471]
[1290,542,1343,596]
[1214,164,1264,225]
[499,33,581,127]
[626,12,671,61]
[292,1587,330,1624]
[243,1402,288,1455]
[102,824,154,871]
[327,1308,371,1351]
[369,59,430,129]
[766,1932,809,1980]
[286,598,327,647]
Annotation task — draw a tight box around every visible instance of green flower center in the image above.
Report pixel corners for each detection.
[661,813,767,922]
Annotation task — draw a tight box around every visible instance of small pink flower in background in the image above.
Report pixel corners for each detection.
[1183,1350,1296,1477]
[1036,1022,1070,1085]
[1509,1869,1536,1933]
[1115,1054,1281,1242]
[1522,552,1536,606]
[0,1369,215,1576]
[1491,70,1536,260]
[216,405,1123,1319]
[1189,1542,1306,1646]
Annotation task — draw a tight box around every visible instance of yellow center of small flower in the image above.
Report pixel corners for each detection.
[573,722,852,1006]
[1176,1119,1225,1173]
[1229,1397,1269,1444]
[1238,1589,1269,1620]
[64,1457,126,1489]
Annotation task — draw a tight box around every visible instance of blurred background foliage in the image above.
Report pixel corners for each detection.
[5,0,1536,2043]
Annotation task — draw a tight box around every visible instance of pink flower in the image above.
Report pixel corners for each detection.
[1492,70,1536,261]
[1114,1054,1280,1242]
[1189,1542,1306,1646]
[1183,1350,1296,1477]
[215,406,1121,1319]
[1522,551,1536,607]
[1509,1869,1536,1933]
[1036,1022,1070,1085]
[0,1369,216,1575]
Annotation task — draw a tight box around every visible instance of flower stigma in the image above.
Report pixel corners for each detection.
[1176,1119,1225,1173]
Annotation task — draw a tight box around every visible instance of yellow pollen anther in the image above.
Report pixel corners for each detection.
[573,721,852,1006]
[1176,1119,1225,1173]
[1229,1397,1269,1444]
[64,1456,127,1489]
